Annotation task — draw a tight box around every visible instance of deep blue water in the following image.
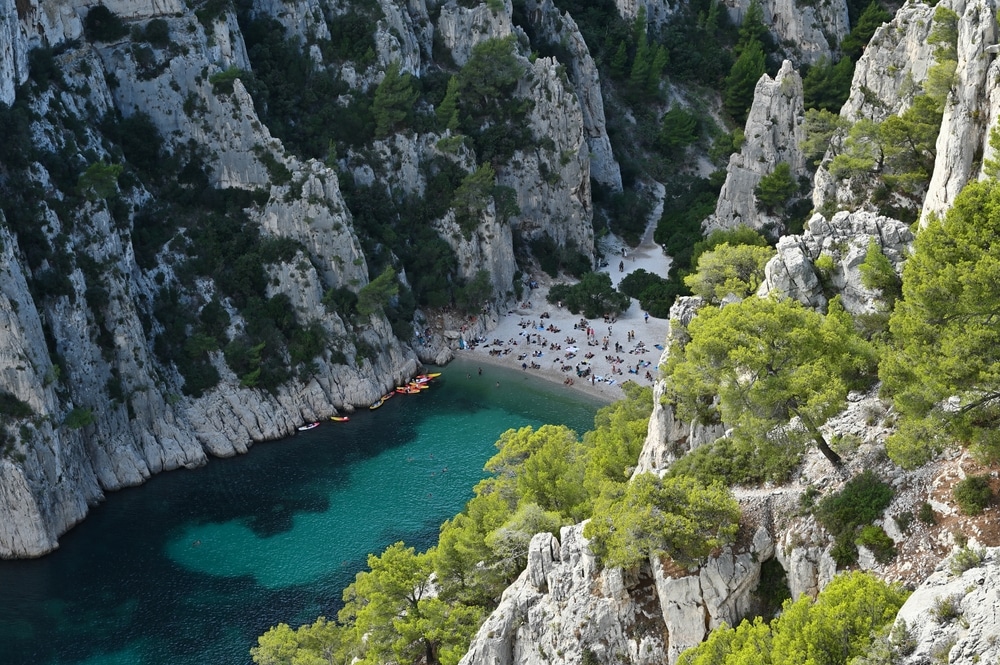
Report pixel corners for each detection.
[0,358,602,665]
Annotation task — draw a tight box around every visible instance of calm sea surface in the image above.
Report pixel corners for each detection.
[0,358,603,665]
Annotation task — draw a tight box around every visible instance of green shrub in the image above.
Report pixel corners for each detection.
[139,18,171,47]
[547,272,629,319]
[893,510,914,533]
[209,66,248,94]
[0,392,33,419]
[917,501,936,525]
[953,475,992,515]
[949,545,985,575]
[816,470,894,538]
[84,5,129,42]
[665,435,804,487]
[855,525,897,564]
[829,537,858,567]
[64,407,96,429]
[931,594,962,623]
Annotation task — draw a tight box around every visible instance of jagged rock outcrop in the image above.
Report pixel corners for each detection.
[724,0,850,65]
[461,498,790,665]
[704,60,805,235]
[757,210,913,314]
[894,547,1000,665]
[437,0,513,66]
[651,518,776,663]
[633,296,725,477]
[812,1,937,212]
[1,0,29,105]
[613,0,678,25]
[525,0,623,190]
[921,0,999,224]
[459,526,669,665]
[499,55,595,256]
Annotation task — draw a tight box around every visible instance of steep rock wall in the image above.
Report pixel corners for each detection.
[724,0,850,65]
[812,1,936,212]
[525,0,623,190]
[499,55,594,256]
[921,0,999,224]
[705,60,805,234]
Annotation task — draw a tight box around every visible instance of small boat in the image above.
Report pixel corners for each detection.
[369,398,385,410]
[382,391,395,401]
[297,422,320,431]
[330,416,350,422]
[409,381,429,390]
[396,385,421,394]
[415,372,441,381]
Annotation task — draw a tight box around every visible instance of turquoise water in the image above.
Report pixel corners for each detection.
[0,358,602,665]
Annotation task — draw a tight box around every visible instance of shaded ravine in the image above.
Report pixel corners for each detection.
[0,358,603,665]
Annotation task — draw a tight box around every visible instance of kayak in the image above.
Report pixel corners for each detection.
[396,386,421,394]
[330,416,350,422]
[415,373,441,381]
[369,398,385,410]
[297,422,320,431]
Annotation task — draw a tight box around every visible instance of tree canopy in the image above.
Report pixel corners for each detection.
[585,473,740,568]
[683,241,774,302]
[880,179,1000,467]
[664,295,877,469]
[676,571,909,665]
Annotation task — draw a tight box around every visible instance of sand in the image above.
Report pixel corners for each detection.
[454,213,674,404]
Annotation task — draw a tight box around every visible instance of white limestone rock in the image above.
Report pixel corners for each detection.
[705,60,806,235]
[757,210,913,314]
[258,161,369,291]
[0,0,29,106]
[613,0,678,26]
[921,0,999,224]
[459,523,669,665]
[249,0,331,44]
[437,0,513,67]
[499,55,594,257]
[895,548,1000,665]
[523,0,622,190]
[725,0,850,65]
[813,1,936,212]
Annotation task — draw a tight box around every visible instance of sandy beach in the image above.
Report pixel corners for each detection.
[454,206,674,403]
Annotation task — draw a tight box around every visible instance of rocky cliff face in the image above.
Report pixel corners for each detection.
[895,547,1000,665]
[459,500,783,665]
[0,0,613,557]
[757,209,913,314]
[921,0,999,224]
[705,60,806,235]
[724,0,850,64]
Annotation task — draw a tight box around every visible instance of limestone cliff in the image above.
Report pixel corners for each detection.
[0,0,614,557]
[757,209,913,314]
[723,0,850,65]
[921,0,999,224]
[705,60,806,235]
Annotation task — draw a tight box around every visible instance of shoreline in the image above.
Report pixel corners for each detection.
[437,211,675,404]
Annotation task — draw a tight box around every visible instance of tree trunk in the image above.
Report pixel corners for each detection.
[808,426,842,467]
[795,410,843,468]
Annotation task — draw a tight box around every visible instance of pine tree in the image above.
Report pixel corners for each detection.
[435,76,460,131]
[723,39,765,124]
[372,60,418,138]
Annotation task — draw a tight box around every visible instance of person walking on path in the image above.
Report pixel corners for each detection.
[619,260,624,272]
[644,311,649,323]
